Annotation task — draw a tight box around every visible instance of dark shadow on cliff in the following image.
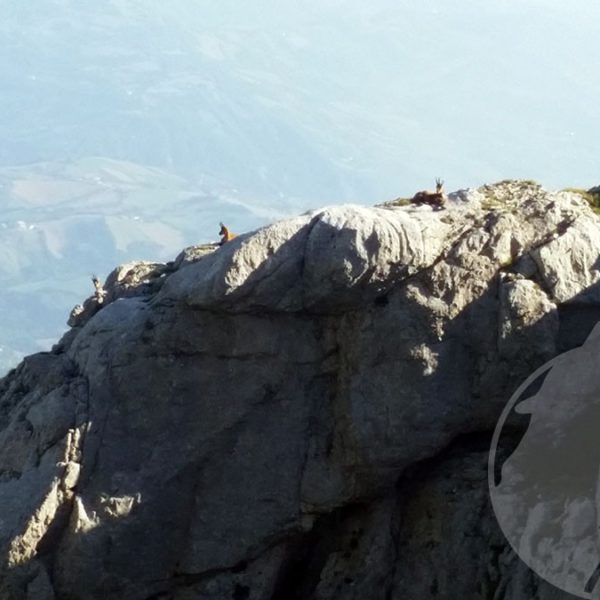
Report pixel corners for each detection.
[379,254,600,599]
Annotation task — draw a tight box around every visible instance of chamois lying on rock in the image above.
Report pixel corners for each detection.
[219,222,237,245]
[411,178,446,210]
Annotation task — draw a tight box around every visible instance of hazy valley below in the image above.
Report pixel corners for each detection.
[0,157,281,373]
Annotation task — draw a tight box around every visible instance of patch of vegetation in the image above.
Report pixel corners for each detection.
[479,179,542,213]
[378,196,412,208]
[562,187,600,214]
[480,198,503,212]
[482,179,540,197]
[494,178,540,188]
[479,191,510,213]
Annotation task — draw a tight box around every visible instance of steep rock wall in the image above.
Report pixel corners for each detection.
[0,181,597,599]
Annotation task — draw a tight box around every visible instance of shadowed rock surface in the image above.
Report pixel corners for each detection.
[0,180,597,599]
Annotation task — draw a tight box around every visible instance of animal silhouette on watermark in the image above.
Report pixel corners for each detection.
[489,324,600,598]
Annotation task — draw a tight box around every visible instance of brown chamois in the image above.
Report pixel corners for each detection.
[219,222,237,245]
[411,178,446,210]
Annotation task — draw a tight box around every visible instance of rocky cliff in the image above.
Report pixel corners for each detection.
[0,180,598,600]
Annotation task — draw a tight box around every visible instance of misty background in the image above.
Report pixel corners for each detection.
[1,0,599,373]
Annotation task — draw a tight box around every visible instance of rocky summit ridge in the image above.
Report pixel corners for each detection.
[0,180,599,599]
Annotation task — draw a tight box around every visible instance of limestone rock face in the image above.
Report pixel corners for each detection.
[0,181,599,599]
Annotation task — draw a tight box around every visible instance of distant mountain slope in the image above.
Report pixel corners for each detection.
[0,1,367,202]
[3,0,600,201]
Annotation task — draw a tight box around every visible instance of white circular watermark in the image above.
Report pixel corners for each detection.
[489,326,600,598]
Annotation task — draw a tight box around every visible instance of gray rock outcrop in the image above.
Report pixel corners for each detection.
[0,180,598,599]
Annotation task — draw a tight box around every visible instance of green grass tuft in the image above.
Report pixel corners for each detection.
[379,197,412,208]
[562,187,600,215]
[493,178,540,188]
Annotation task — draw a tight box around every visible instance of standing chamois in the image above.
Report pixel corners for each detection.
[219,222,237,245]
[411,178,446,210]
[91,274,106,304]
